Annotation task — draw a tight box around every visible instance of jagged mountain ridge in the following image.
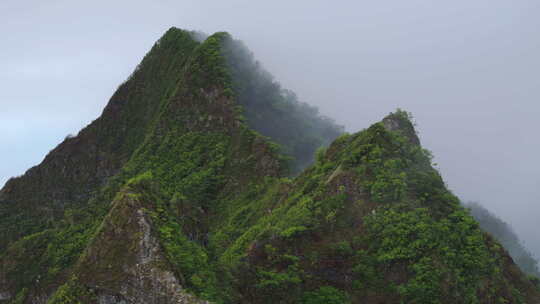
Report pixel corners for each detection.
[1,28,539,304]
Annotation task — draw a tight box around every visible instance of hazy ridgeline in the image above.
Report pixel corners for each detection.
[221,36,344,174]
[466,201,540,277]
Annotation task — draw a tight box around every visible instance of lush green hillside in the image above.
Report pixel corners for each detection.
[1,28,538,304]
[466,202,540,278]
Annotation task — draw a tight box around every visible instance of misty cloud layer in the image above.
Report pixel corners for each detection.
[2,1,539,257]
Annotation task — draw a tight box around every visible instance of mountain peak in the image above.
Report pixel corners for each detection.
[1,29,538,304]
[382,109,420,145]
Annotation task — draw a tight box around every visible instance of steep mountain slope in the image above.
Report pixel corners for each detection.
[0,29,200,251]
[466,202,540,278]
[1,27,539,304]
[0,28,338,304]
[219,112,540,303]
[0,28,203,303]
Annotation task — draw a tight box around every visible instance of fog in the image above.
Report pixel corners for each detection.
[1,1,539,258]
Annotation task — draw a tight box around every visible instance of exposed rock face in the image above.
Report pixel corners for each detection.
[382,110,421,145]
[77,190,208,304]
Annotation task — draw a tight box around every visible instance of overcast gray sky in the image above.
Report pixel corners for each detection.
[2,0,539,257]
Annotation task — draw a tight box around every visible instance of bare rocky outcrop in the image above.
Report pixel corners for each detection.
[75,190,207,304]
[382,110,421,145]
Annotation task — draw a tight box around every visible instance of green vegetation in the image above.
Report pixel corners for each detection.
[1,27,538,304]
[1,206,103,302]
[365,205,503,303]
[302,286,350,304]
[47,277,96,304]
[466,201,540,277]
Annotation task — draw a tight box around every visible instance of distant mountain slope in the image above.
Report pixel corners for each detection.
[221,37,344,173]
[466,201,540,277]
[1,28,539,304]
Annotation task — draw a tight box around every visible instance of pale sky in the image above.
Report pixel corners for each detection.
[1,0,539,257]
